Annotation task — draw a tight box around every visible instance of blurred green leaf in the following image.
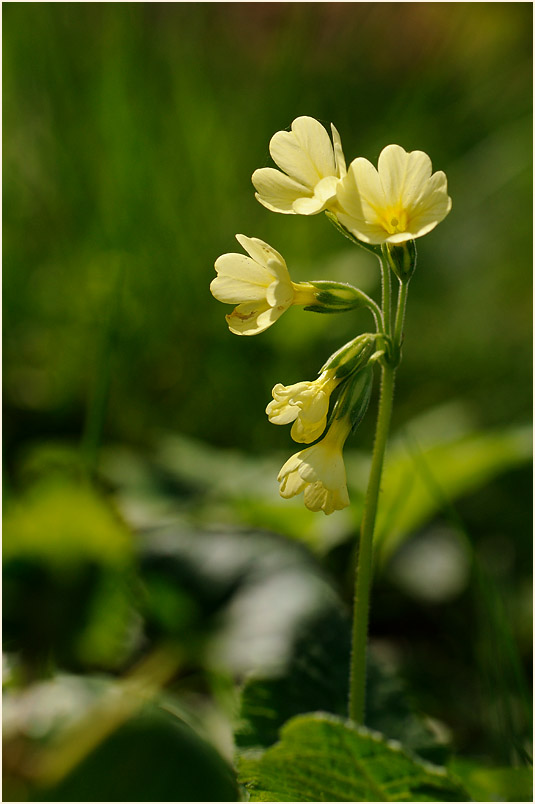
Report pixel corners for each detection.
[239,713,468,802]
[367,411,532,564]
[31,706,239,802]
[3,478,132,567]
[3,479,136,670]
[449,759,533,802]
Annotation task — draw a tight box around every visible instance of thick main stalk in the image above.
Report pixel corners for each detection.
[349,361,396,723]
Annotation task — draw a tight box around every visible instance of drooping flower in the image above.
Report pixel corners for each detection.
[277,417,351,515]
[266,369,340,444]
[335,144,452,244]
[210,234,316,335]
[252,116,347,216]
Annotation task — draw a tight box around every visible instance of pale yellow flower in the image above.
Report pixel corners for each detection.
[278,417,351,515]
[252,116,346,216]
[266,369,340,444]
[210,235,316,336]
[335,144,452,244]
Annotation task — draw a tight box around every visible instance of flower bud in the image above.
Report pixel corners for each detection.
[321,333,377,379]
[387,240,417,282]
[303,281,374,314]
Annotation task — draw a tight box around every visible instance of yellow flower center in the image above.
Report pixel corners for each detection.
[379,206,408,235]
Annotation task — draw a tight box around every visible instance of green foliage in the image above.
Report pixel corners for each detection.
[3,477,135,670]
[5,688,239,803]
[3,4,532,452]
[38,709,239,803]
[450,760,533,803]
[236,607,450,765]
[238,713,468,802]
[372,414,532,564]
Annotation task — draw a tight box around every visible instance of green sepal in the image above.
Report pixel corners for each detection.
[325,211,382,255]
[303,305,349,315]
[333,366,374,429]
[304,281,372,314]
[321,334,377,379]
[387,240,417,281]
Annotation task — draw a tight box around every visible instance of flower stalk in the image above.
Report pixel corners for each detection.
[348,247,413,723]
[349,360,396,723]
[210,115,449,722]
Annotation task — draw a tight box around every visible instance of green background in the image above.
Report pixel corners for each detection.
[3,3,532,800]
[4,2,532,452]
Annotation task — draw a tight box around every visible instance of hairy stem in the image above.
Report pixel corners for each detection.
[349,360,396,723]
[349,253,409,723]
[380,246,392,336]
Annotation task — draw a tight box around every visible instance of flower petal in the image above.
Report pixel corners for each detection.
[211,263,274,305]
[303,481,328,512]
[280,471,307,498]
[290,417,326,444]
[225,300,285,336]
[408,171,452,234]
[266,278,294,308]
[331,123,347,178]
[304,481,349,514]
[270,116,336,187]
[378,145,432,208]
[252,167,309,213]
[335,207,388,244]
[336,158,385,224]
[292,196,328,215]
[266,254,293,290]
[234,235,284,271]
[266,400,299,425]
[278,453,301,481]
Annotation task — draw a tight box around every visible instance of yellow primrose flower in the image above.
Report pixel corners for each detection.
[278,417,351,515]
[266,369,340,444]
[335,144,452,244]
[210,234,316,336]
[252,116,346,216]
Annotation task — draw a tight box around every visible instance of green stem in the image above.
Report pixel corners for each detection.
[361,293,384,334]
[349,361,396,723]
[380,247,392,336]
[393,279,410,350]
[348,256,410,723]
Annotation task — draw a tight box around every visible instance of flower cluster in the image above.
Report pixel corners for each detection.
[211,116,451,514]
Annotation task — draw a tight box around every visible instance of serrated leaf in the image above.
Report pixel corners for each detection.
[239,713,468,802]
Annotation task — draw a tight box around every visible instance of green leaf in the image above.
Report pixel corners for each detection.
[29,706,239,802]
[3,478,136,671]
[345,406,532,564]
[239,713,469,802]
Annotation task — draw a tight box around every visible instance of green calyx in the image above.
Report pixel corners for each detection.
[333,365,374,431]
[321,333,377,379]
[305,281,377,315]
[386,240,417,282]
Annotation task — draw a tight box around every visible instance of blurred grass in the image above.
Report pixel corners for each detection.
[2,3,532,790]
[3,2,532,459]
